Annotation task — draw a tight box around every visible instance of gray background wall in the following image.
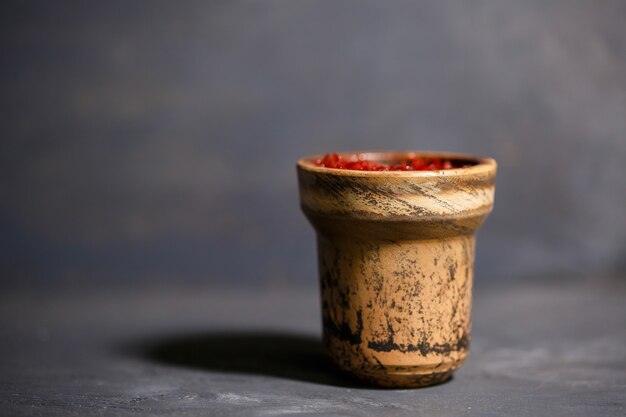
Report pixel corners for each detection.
[1,1,625,289]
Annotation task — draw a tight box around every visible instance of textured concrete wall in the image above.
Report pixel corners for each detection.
[1,1,625,288]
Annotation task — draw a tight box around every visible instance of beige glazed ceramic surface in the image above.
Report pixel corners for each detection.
[297,151,497,388]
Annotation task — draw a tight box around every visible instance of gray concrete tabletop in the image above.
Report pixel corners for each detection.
[1,277,625,416]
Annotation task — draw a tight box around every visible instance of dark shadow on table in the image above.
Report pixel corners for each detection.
[126,332,371,388]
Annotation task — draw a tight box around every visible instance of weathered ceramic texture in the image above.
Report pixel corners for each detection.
[297,151,497,388]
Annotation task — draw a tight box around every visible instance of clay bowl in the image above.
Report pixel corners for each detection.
[297,151,497,388]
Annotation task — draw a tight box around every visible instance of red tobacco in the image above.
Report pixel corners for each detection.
[314,153,462,171]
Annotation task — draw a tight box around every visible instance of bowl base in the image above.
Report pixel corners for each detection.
[348,368,454,388]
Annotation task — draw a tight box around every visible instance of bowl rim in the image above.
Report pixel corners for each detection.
[297,150,496,177]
